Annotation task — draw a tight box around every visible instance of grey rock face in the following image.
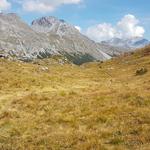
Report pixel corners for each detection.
[31,16,112,63]
[0,13,58,61]
[96,43,127,57]
[0,13,113,64]
[31,16,78,36]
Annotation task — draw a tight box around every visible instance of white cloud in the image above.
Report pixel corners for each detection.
[117,14,145,39]
[23,1,55,12]
[0,0,11,11]
[20,0,82,13]
[85,14,145,42]
[75,25,81,32]
[86,23,117,42]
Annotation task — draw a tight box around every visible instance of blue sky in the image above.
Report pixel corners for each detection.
[1,0,150,41]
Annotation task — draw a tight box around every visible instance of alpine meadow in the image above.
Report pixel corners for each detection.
[0,0,150,149]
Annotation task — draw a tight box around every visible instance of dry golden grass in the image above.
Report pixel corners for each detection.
[0,47,150,150]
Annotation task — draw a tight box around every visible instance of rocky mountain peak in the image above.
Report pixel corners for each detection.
[31,16,79,35]
[32,16,59,27]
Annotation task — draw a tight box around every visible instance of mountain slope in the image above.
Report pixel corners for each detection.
[0,13,57,61]
[97,43,128,56]
[0,46,150,149]
[0,13,114,64]
[32,16,113,64]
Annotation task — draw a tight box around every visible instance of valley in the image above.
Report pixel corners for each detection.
[0,46,150,149]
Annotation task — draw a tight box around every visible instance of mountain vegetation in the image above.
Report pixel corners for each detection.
[0,45,150,149]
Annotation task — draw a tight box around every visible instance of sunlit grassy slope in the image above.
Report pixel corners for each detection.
[0,46,150,150]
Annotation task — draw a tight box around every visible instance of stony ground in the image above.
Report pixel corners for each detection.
[0,47,150,150]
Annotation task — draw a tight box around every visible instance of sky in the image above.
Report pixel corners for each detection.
[0,0,150,41]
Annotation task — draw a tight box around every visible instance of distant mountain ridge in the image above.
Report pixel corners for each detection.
[101,37,150,50]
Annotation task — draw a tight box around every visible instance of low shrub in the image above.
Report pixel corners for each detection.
[135,68,148,76]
